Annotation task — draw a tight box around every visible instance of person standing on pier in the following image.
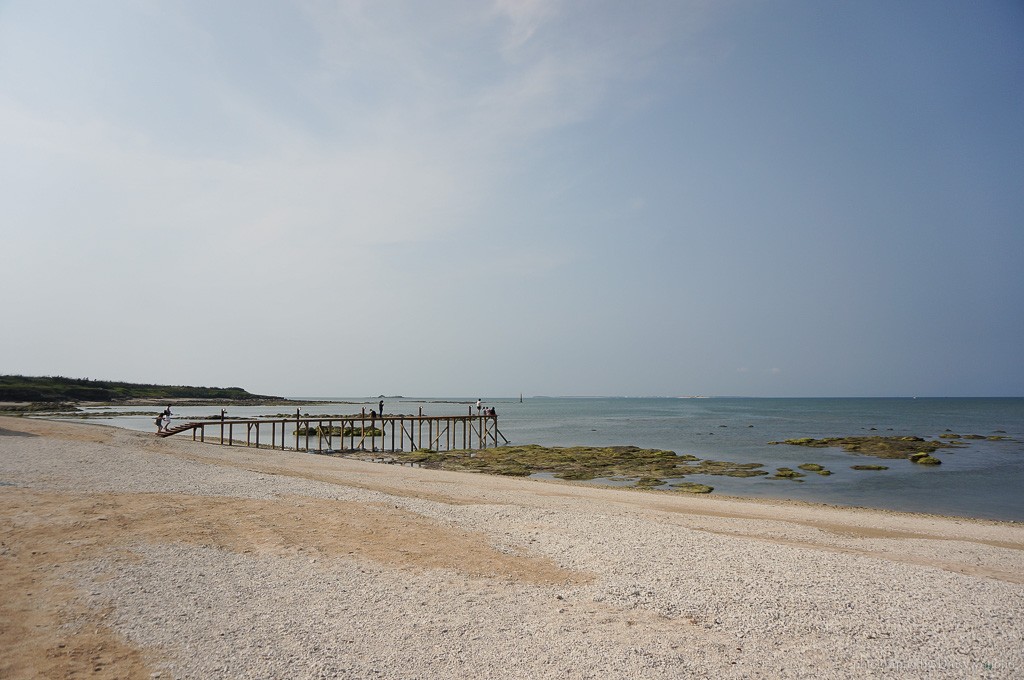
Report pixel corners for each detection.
[476,399,482,414]
[379,399,384,417]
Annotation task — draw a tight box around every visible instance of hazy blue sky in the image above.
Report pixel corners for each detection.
[2,1,1022,398]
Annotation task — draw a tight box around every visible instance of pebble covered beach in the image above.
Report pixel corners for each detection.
[2,415,1022,679]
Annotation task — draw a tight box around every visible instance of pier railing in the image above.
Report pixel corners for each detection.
[159,409,507,453]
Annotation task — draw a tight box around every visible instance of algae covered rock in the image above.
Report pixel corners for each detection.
[635,477,666,488]
[773,467,806,480]
[674,460,768,478]
[797,463,832,475]
[492,463,532,476]
[773,435,958,461]
[385,443,688,483]
[671,482,713,494]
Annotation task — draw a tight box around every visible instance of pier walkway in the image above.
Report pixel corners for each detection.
[158,409,508,454]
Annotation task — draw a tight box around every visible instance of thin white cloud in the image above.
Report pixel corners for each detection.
[2,0,713,261]
[492,0,562,51]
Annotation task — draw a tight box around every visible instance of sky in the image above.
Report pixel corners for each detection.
[1,1,1022,398]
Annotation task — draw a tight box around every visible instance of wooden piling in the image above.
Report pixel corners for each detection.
[159,412,501,455]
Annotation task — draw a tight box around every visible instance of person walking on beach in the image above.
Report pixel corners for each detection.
[162,406,172,432]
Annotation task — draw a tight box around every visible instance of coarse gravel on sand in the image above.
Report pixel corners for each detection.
[1,416,1022,679]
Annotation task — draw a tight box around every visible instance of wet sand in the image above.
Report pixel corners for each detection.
[2,416,1022,678]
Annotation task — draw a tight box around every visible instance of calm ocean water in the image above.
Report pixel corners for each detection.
[78,397,1024,522]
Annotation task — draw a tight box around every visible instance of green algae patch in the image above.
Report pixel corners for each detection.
[671,482,714,494]
[851,464,889,471]
[770,435,959,462]
[354,445,773,493]
[673,460,769,478]
[944,433,1013,442]
[492,464,533,476]
[635,477,666,488]
[797,463,833,476]
[938,432,1012,442]
[772,467,806,480]
[379,444,686,482]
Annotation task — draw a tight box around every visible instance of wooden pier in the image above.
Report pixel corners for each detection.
[158,408,507,454]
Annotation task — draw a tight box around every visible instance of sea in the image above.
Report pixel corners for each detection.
[71,396,1024,523]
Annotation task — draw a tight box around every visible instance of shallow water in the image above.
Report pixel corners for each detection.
[65,397,1024,521]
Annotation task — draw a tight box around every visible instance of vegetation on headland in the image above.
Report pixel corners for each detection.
[0,375,282,405]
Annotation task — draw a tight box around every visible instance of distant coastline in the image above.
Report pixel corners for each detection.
[0,375,284,411]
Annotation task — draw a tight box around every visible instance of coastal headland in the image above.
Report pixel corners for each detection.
[2,416,1022,678]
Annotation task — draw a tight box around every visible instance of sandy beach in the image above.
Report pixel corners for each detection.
[1,416,1022,679]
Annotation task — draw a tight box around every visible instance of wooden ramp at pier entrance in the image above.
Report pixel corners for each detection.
[160,423,196,437]
[157,411,508,454]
